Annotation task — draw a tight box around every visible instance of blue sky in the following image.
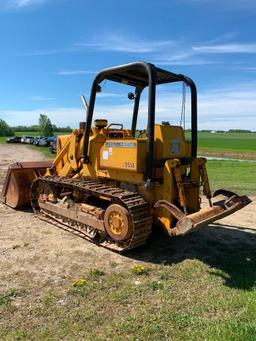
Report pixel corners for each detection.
[0,0,256,130]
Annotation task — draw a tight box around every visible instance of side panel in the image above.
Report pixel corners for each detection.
[100,139,147,173]
[154,124,188,159]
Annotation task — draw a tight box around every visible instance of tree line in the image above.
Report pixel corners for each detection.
[0,114,72,137]
[0,116,255,137]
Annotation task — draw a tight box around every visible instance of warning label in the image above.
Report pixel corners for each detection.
[106,142,136,148]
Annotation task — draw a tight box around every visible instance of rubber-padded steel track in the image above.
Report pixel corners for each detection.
[31,176,153,252]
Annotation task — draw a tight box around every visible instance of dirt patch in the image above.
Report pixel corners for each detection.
[0,144,255,295]
[199,148,256,160]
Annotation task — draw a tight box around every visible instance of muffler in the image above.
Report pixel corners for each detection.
[0,161,52,209]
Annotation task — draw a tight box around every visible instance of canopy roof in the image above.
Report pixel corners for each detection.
[95,61,187,88]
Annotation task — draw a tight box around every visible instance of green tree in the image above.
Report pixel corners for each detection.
[38,114,53,137]
[0,119,14,136]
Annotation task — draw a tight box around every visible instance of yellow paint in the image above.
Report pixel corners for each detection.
[100,139,147,172]
[51,122,209,234]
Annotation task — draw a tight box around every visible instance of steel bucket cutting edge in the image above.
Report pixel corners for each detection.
[0,161,52,209]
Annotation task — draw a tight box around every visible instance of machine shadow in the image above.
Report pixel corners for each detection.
[17,205,256,291]
[126,224,256,291]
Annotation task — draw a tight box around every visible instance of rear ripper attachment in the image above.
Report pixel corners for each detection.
[155,190,251,237]
[30,176,153,253]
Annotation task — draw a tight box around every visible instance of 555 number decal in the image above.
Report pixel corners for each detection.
[123,161,135,169]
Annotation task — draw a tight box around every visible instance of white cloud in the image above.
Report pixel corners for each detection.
[236,66,256,72]
[28,96,55,101]
[23,34,173,57]
[0,107,85,127]
[1,83,256,131]
[20,47,79,56]
[97,92,124,98]
[77,34,218,66]
[0,0,48,9]
[156,39,256,66]
[57,70,96,76]
[21,31,255,68]
[153,46,220,66]
[77,34,174,53]
[193,43,256,54]
[155,55,216,66]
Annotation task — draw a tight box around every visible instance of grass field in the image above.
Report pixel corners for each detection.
[198,132,256,152]
[196,132,256,160]
[1,237,256,341]
[14,132,41,137]
[207,160,256,195]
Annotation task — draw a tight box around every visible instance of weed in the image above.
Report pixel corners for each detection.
[71,278,87,288]
[148,281,164,291]
[43,293,54,306]
[0,289,25,305]
[88,268,105,280]
[130,265,148,275]
[12,329,28,340]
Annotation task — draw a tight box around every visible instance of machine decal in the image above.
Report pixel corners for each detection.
[123,161,135,169]
[103,150,109,160]
[106,142,136,148]
[170,139,181,154]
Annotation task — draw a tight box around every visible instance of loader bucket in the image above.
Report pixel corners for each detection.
[0,161,52,209]
[155,190,252,237]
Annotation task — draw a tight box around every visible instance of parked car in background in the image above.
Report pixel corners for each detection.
[21,136,35,144]
[6,136,21,143]
[33,137,40,145]
[37,137,47,146]
[37,136,54,147]
[49,137,57,153]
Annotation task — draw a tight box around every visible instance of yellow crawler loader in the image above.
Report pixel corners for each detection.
[0,62,251,252]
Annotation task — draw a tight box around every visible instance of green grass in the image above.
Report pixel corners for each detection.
[0,289,26,306]
[197,132,256,153]
[1,250,256,341]
[14,131,41,137]
[207,160,256,195]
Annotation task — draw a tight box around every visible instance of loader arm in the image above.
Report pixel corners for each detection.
[47,128,84,177]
